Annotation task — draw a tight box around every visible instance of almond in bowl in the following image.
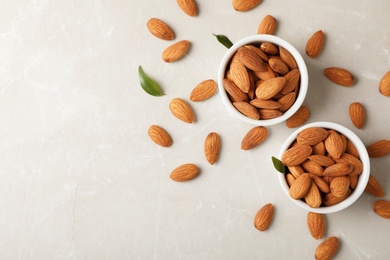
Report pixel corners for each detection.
[277,122,370,214]
[218,34,308,126]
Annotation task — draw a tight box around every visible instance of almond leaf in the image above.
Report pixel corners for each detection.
[138,65,164,96]
[272,156,286,174]
[213,34,233,49]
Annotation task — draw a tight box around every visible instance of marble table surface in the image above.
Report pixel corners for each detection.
[0,0,389,259]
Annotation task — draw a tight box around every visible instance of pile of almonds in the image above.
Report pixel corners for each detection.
[143,1,390,259]
[223,42,301,121]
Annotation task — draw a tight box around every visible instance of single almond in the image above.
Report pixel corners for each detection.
[223,78,248,102]
[373,200,390,219]
[250,99,281,109]
[259,109,283,120]
[280,69,300,95]
[148,125,172,147]
[323,189,351,206]
[147,18,175,40]
[315,236,339,260]
[324,67,355,86]
[278,92,296,112]
[279,46,298,70]
[255,77,286,100]
[334,153,363,176]
[324,130,344,159]
[233,0,262,12]
[257,15,277,34]
[169,98,195,123]
[365,175,385,197]
[379,71,390,96]
[237,46,267,72]
[288,165,304,179]
[366,139,390,158]
[162,40,190,62]
[254,203,274,231]
[330,176,351,198]
[301,160,324,176]
[289,173,312,200]
[306,30,325,58]
[309,174,330,193]
[204,132,221,165]
[233,101,260,120]
[230,58,251,93]
[286,173,296,186]
[350,175,359,189]
[312,141,326,156]
[297,127,329,146]
[176,0,197,16]
[309,155,335,167]
[349,102,365,129]
[307,212,325,240]
[269,58,289,75]
[304,182,322,208]
[241,126,268,150]
[245,45,269,61]
[190,79,217,102]
[282,145,312,166]
[346,140,360,159]
[340,134,348,154]
[170,163,199,182]
[323,163,353,177]
[286,105,310,128]
[254,64,276,81]
[260,42,278,55]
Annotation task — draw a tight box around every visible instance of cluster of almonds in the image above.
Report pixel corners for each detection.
[144,1,390,259]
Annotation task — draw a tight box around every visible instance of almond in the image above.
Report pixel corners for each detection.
[334,153,363,175]
[309,174,330,193]
[260,42,278,55]
[147,18,175,40]
[236,46,267,72]
[278,92,296,113]
[233,101,260,120]
[324,67,355,86]
[289,173,312,200]
[250,99,281,109]
[255,77,286,100]
[307,212,325,240]
[170,163,199,182]
[257,15,277,34]
[315,236,339,260]
[366,139,390,158]
[204,132,221,165]
[379,71,390,96]
[330,176,351,198]
[304,182,322,208]
[312,141,326,156]
[365,175,385,197]
[148,125,172,147]
[350,175,359,189]
[176,0,197,16]
[233,0,262,12]
[230,58,251,93]
[245,45,269,61]
[324,130,344,159]
[254,64,276,81]
[280,69,300,95]
[346,140,360,159]
[169,98,195,123]
[190,79,217,102]
[162,40,190,62]
[323,163,352,177]
[223,78,248,102]
[254,203,274,231]
[259,109,283,120]
[373,200,390,219]
[323,189,351,206]
[349,102,365,129]
[279,46,298,70]
[288,165,304,179]
[297,127,329,146]
[269,57,289,75]
[241,126,268,150]
[286,105,310,128]
[282,145,312,166]
[286,173,296,186]
[309,155,335,167]
[306,30,325,58]
[301,160,324,176]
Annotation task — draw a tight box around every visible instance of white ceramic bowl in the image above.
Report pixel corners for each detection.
[218,34,308,126]
[278,121,370,214]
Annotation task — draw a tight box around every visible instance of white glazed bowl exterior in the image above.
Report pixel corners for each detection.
[218,34,308,126]
[278,122,370,214]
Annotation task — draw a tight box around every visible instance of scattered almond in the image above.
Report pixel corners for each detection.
[324,67,355,86]
[148,125,172,147]
[366,139,390,158]
[190,79,217,102]
[306,30,325,58]
[286,105,310,128]
[379,71,390,96]
[204,132,221,165]
[254,203,274,231]
[315,236,339,260]
[170,163,199,182]
[241,126,268,150]
[162,40,190,62]
[147,18,175,40]
[233,0,262,12]
[169,98,195,123]
[257,15,277,34]
[365,175,385,197]
[373,200,390,219]
[349,102,365,129]
[176,0,197,17]
[307,212,325,240]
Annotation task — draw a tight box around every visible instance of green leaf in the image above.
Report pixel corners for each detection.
[213,34,233,49]
[272,156,286,174]
[138,65,164,96]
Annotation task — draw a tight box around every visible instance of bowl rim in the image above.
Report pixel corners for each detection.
[277,121,370,214]
[218,34,309,126]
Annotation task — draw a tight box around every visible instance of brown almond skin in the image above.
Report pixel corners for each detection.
[349,102,365,129]
[170,163,199,182]
[279,46,298,70]
[147,18,175,40]
[241,126,268,150]
[169,98,195,123]
[233,0,262,12]
[301,160,324,176]
[334,153,363,176]
[307,212,325,240]
[255,77,286,100]
[324,130,344,159]
[309,174,330,194]
[230,58,251,93]
[281,69,300,95]
[286,105,310,128]
[204,132,221,165]
[373,200,390,219]
[257,15,277,34]
[237,46,267,72]
[297,127,329,146]
[269,58,289,75]
[254,64,276,81]
[324,67,355,86]
[315,236,339,260]
[324,189,351,206]
[176,0,197,17]
[306,30,325,58]
[233,102,260,120]
[323,163,353,177]
[379,71,390,96]
[309,155,335,167]
[259,109,283,120]
[289,173,312,200]
[250,99,281,109]
[254,203,274,231]
[282,145,312,166]
[312,141,326,156]
[278,92,296,113]
[366,139,390,158]
[223,78,248,102]
[365,175,385,197]
[162,40,190,62]
[148,125,172,147]
[190,79,217,102]
[304,182,322,208]
[260,42,278,55]
[330,176,351,198]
